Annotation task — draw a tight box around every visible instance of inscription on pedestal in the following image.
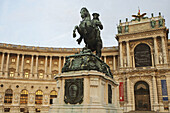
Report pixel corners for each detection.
[64,78,84,104]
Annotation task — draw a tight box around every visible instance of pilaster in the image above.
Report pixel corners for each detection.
[153,37,159,65]
[49,56,52,78]
[44,56,48,79]
[20,54,24,78]
[15,54,20,77]
[113,56,116,70]
[5,53,10,77]
[58,56,61,74]
[119,42,123,67]
[0,52,4,76]
[126,41,130,67]
[152,75,159,111]
[35,55,39,78]
[30,55,34,78]
[161,36,167,64]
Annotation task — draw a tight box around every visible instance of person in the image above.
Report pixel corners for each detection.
[91,13,103,57]
[92,13,103,40]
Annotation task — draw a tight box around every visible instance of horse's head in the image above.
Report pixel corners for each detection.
[80,7,91,20]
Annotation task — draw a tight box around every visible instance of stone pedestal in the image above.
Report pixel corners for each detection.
[49,49,123,113]
[49,71,122,113]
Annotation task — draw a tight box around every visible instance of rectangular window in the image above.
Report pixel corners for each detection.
[39,73,43,79]
[9,72,14,77]
[54,61,58,65]
[109,61,112,65]
[40,60,44,64]
[161,80,168,101]
[4,108,10,112]
[26,59,30,64]
[35,108,41,112]
[20,108,24,112]
[11,58,15,63]
[24,72,29,78]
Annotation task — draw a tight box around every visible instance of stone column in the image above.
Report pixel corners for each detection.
[35,55,39,78]
[63,56,66,65]
[58,56,61,74]
[0,52,5,76]
[104,56,106,63]
[116,84,120,107]
[30,55,34,78]
[126,41,130,67]
[161,36,167,64]
[49,56,52,78]
[153,37,158,65]
[151,53,154,67]
[20,54,24,78]
[119,42,123,67]
[113,56,116,70]
[44,56,48,79]
[127,77,132,111]
[5,53,10,77]
[132,55,135,68]
[114,86,118,107]
[15,54,20,77]
[152,75,159,111]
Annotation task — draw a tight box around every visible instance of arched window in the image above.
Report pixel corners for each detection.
[50,90,57,104]
[4,89,13,103]
[20,90,28,104]
[35,90,43,104]
[134,43,152,67]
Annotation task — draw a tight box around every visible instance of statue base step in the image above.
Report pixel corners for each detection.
[49,102,121,113]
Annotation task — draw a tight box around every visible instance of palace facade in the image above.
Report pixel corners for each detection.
[0,12,169,113]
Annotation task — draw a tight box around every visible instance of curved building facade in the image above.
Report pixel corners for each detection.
[0,13,170,113]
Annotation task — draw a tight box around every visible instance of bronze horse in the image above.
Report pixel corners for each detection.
[73,7,103,57]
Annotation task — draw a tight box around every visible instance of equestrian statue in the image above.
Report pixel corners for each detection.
[73,7,103,57]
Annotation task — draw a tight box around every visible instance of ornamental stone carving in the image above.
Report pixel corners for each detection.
[0,94,3,104]
[64,78,84,104]
[62,48,113,78]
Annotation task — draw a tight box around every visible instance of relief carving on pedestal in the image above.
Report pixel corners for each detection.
[64,78,84,104]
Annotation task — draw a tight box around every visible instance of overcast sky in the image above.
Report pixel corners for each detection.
[0,0,169,48]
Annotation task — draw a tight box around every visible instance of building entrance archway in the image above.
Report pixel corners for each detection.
[134,81,151,111]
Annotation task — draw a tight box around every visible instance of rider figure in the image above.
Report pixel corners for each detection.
[76,12,103,47]
[91,13,103,46]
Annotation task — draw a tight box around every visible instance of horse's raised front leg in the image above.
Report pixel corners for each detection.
[73,26,78,38]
